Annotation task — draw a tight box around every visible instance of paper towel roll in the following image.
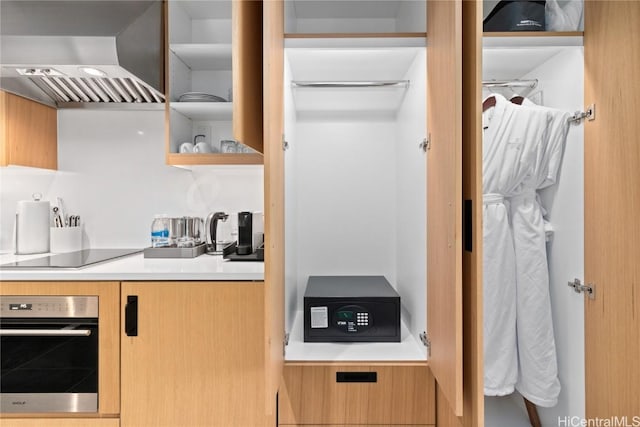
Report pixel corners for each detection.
[15,194,50,254]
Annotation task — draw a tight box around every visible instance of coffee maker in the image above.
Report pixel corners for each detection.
[236,212,263,255]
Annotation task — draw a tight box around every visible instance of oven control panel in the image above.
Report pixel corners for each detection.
[0,296,98,318]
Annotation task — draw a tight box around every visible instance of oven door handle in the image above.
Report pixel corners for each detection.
[0,329,92,337]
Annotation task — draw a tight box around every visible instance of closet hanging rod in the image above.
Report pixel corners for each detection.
[482,79,538,89]
[291,80,410,88]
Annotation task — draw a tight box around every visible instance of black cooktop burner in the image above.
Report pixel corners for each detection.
[0,249,142,269]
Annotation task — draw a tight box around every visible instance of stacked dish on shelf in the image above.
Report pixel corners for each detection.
[178,92,227,103]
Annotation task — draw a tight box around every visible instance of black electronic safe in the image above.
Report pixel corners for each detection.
[303,276,401,343]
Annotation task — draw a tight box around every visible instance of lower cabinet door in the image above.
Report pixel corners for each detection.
[279,363,435,425]
[120,281,265,427]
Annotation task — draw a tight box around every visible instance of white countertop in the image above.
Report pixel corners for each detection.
[0,252,264,281]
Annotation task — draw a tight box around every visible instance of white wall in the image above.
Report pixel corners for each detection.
[395,49,427,339]
[284,55,299,331]
[0,110,263,251]
[522,47,585,425]
[291,118,397,308]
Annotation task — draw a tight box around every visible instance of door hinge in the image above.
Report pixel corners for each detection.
[419,134,431,152]
[420,331,431,357]
[283,331,290,357]
[282,135,289,151]
[570,104,596,124]
[568,278,596,300]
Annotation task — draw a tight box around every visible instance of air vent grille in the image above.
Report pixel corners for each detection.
[30,76,165,104]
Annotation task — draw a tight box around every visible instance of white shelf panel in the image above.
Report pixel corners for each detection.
[170,43,232,70]
[171,102,233,121]
[285,310,427,362]
[284,36,426,49]
[483,35,583,49]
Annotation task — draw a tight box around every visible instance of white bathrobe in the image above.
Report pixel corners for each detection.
[510,99,570,407]
[483,94,551,396]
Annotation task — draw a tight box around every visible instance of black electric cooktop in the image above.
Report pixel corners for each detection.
[0,249,142,269]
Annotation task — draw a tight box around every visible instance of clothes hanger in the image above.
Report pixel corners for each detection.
[482,86,498,112]
[509,87,525,105]
[510,95,525,105]
[483,95,497,112]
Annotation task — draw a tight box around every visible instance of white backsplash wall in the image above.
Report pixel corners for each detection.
[0,110,263,251]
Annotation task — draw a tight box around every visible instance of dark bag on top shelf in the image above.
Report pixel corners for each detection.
[484,0,546,32]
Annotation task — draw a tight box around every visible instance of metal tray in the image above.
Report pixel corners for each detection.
[224,242,264,262]
[143,243,207,258]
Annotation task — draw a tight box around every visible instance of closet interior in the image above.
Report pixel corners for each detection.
[482,34,585,426]
[283,39,428,362]
[279,0,434,368]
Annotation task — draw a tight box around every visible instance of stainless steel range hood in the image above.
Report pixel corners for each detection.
[0,1,165,108]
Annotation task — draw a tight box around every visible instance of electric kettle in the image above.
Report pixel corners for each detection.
[15,193,50,254]
[204,211,231,254]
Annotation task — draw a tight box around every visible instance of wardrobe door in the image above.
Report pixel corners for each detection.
[264,0,285,420]
[584,0,640,418]
[460,0,484,425]
[426,0,463,417]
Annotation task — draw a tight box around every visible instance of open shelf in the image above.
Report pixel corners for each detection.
[171,102,232,121]
[170,43,232,70]
[285,311,426,362]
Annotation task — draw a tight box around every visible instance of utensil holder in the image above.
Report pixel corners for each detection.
[50,226,83,253]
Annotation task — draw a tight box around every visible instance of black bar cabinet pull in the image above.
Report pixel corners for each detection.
[125,295,138,336]
[336,372,377,383]
[464,199,473,252]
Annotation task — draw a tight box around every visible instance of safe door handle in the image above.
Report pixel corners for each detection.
[125,295,138,337]
[0,329,92,337]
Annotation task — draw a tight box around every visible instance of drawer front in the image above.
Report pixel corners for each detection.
[279,364,435,425]
[0,419,119,427]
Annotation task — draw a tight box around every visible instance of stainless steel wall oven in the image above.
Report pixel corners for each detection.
[0,296,98,413]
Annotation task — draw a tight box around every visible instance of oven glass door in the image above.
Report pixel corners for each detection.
[0,318,98,413]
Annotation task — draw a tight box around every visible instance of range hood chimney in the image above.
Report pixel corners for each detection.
[0,1,165,108]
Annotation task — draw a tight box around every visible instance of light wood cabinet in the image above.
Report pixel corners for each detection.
[0,90,57,169]
[120,281,267,427]
[278,363,435,426]
[165,0,263,166]
[0,282,120,417]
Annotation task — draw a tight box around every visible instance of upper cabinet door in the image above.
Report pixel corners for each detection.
[426,0,463,417]
[232,0,263,152]
[584,1,640,419]
[1,90,57,170]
